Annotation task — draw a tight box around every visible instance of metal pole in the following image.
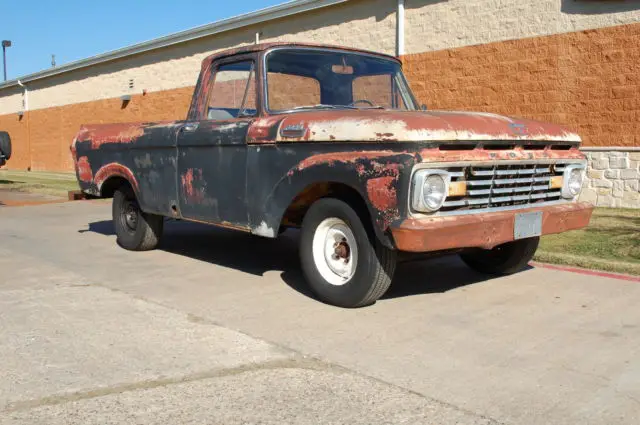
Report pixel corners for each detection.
[2,45,6,81]
[397,0,405,57]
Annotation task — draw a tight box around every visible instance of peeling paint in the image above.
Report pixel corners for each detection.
[77,123,147,149]
[94,163,139,193]
[76,156,93,183]
[391,202,594,252]
[296,151,398,171]
[257,110,581,144]
[134,153,153,169]
[252,221,276,238]
[181,168,206,202]
[367,176,397,212]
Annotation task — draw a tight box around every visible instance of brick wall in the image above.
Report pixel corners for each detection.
[580,149,640,208]
[401,22,640,148]
[0,86,193,171]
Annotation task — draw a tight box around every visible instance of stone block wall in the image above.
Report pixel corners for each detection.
[579,149,640,208]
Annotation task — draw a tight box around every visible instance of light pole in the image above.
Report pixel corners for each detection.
[2,40,11,81]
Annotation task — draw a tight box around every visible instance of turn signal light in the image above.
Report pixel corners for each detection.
[448,181,467,197]
[549,176,563,190]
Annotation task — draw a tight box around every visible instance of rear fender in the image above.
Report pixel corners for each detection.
[94,163,140,198]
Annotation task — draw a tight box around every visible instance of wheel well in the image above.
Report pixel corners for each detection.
[100,176,131,198]
[281,182,373,232]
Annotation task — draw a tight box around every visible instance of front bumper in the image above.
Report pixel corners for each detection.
[390,202,594,252]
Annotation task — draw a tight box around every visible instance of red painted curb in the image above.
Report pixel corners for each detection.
[529,261,640,282]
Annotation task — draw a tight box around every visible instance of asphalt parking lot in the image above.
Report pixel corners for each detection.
[1,199,639,424]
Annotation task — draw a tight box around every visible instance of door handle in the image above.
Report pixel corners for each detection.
[181,122,199,132]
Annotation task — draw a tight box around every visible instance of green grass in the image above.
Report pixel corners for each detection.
[1,169,638,276]
[0,170,79,197]
[535,207,640,276]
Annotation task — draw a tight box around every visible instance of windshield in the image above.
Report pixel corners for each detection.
[264,48,417,113]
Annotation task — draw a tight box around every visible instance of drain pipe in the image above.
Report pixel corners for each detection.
[17,79,28,111]
[17,79,31,170]
[397,0,405,57]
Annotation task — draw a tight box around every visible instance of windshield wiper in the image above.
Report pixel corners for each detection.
[290,104,359,110]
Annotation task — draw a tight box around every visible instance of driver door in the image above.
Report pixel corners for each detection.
[176,57,257,227]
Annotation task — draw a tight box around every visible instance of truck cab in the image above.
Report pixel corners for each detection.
[71,42,593,308]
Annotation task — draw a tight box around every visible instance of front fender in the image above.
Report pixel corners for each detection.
[247,145,417,248]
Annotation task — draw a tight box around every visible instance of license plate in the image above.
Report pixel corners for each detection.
[514,211,542,240]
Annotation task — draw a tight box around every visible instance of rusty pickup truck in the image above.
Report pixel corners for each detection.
[71,42,593,308]
[0,131,11,167]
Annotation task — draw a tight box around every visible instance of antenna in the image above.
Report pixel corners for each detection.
[51,54,56,67]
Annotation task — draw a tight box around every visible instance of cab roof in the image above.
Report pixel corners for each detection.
[200,42,401,68]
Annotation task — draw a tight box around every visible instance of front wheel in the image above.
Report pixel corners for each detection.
[112,185,164,251]
[459,237,540,275]
[299,198,396,308]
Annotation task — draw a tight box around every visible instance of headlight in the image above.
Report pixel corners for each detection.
[561,164,585,199]
[412,169,450,212]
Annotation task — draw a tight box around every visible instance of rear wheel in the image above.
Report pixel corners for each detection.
[299,198,396,308]
[0,131,11,160]
[112,184,163,251]
[459,237,539,275]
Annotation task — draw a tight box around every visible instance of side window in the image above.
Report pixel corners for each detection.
[352,74,407,109]
[267,72,320,110]
[206,60,256,120]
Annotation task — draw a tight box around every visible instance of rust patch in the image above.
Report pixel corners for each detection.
[76,156,93,183]
[296,151,397,171]
[247,116,284,143]
[181,168,205,202]
[94,163,139,193]
[417,146,585,163]
[391,202,594,253]
[76,123,146,149]
[366,176,397,211]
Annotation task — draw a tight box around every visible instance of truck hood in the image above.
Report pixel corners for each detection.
[265,109,581,143]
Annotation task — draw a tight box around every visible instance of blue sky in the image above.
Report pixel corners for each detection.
[1,0,284,80]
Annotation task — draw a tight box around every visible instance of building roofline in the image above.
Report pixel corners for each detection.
[0,0,348,90]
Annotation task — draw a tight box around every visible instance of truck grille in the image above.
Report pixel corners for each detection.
[441,162,567,213]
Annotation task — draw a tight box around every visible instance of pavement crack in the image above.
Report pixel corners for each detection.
[75,283,506,425]
[2,356,329,413]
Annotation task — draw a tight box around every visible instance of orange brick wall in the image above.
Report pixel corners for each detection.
[0,86,193,171]
[401,22,640,148]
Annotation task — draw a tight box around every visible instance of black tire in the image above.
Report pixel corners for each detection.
[0,131,11,160]
[459,237,540,275]
[112,184,163,251]
[299,198,397,308]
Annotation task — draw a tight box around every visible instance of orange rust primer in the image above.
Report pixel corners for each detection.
[296,151,398,171]
[366,176,397,212]
[76,156,93,182]
[246,110,581,144]
[76,123,146,149]
[247,116,284,143]
[94,163,139,194]
[181,168,205,202]
[417,146,584,163]
[391,202,594,253]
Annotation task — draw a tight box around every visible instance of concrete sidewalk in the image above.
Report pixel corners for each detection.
[1,200,639,424]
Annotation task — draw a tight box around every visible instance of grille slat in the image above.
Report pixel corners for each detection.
[440,162,565,212]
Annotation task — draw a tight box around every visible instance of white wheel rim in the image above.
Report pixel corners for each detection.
[311,217,358,286]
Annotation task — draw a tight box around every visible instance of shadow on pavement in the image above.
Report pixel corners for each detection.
[82,219,497,302]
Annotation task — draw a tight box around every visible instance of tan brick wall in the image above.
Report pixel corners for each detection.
[404,0,640,54]
[402,22,640,148]
[0,86,25,115]
[11,0,395,113]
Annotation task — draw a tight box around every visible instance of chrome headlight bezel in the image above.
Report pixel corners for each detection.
[411,169,451,212]
[561,163,586,199]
